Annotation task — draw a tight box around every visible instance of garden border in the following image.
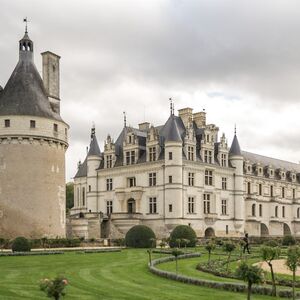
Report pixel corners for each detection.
[149,253,300,298]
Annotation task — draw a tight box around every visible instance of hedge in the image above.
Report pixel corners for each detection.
[76,248,122,254]
[0,251,64,257]
[12,237,31,252]
[149,254,300,298]
[125,225,156,248]
[169,225,197,247]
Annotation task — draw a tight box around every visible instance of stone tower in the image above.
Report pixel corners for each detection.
[229,131,245,235]
[0,29,69,238]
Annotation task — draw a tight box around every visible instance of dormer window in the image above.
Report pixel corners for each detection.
[248,166,251,172]
[187,146,194,161]
[221,154,227,167]
[4,119,10,128]
[128,135,132,143]
[204,150,212,164]
[149,147,156,161]
[106,155,113,168]
[125,151,135,165]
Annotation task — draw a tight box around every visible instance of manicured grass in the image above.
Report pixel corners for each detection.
[0,249,278,299]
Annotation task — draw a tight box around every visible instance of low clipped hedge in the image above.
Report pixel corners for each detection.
[169,225,197,248]
[12,237,31,252]
[0,251,64,257]
[125,225,156,248]
[76,248,122,254]
[149,254,300,298]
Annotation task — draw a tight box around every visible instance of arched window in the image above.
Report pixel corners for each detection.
[275,206,278,217]
[252,204,256,216]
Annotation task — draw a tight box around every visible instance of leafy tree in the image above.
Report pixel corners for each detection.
[66,182,74,211]
[205,241,215,264]
[0,238,8,252]
[223,241,236,272]
[147,249,153,265]
[171,249,183,274]
[236,261,263,300]
[181,239,190,252]
[260,245,281,296]
[40,276,68,300]
[285,246,300,300]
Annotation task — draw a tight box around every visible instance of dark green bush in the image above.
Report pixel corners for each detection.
[169,225,197,248]
[11,237,31,252]
[125,225,156,248]
[264,239,278,247]
[282,235,296,246]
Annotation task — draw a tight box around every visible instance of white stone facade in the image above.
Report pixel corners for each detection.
[71,107,300,239]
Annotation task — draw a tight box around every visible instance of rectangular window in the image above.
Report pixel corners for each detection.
[169,175,173,184]
[247,182,251,194]
[82,187,85,206]
[169,204,173,212]
[130,151,135,164]
[204,150,212,163]
[259,204,262,217]
[149,197,157,214]
[226,225,229,235]
[188,146,194,161]
[222,177,227,190]
[106,178,113,191]
[282,206,285,218]
[126,151,130,165]
[128,177,136,187]
[188,197,195,213]
[169,152,173,160]
[293,189,296,200]
[149,147,156,161]
[188,172,194,186]
[282,187,285,198]
[203,193,211,214]
[88,185,91,192]
[30,120,36,128]
[205,170,213,186]
[259,183,262,196]
[4,119,10,127]
[221,154,227,167]
[53,123,58,132]
[106,200,113,215]
[270,185,273,197]
[221,199,227,215]
[149,172,157,186]
[106,155,113,168]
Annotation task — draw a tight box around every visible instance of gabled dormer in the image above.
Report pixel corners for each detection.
[264,165,274,178]
[244,161,252,175]
[104,134,116,168]
[201,124,219,164]
[147,125,160,162]
[123,128,139,165]
[254,163,263,177]
[217,133,229,167]
[287,171,297,183]
[276,168,286,180]
[184,123,196,161]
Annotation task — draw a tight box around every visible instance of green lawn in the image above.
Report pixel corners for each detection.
[0,249,280,300]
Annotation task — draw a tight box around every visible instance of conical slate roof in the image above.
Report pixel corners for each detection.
[88,133,101,156]
[160,114,184,142]
[0,33,62,121]
[229,134,242,156]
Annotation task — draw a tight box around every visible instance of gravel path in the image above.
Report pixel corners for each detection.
[255,259,300,276]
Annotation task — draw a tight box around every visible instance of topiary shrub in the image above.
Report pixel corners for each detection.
[125,225,156,248]
[169,225,197,248]
[282,235,296,246]
[12,237,31,252]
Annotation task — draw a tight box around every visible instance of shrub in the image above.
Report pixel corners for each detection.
[282,235,296,246]
[11,237,31,252]
[264,239,278,247]
[40,276,68,300]
[125,225,156,248]
[169,225,197,248]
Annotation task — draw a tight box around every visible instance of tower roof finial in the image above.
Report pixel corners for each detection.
[91,122,95,139]
[123,111,127,127]
[23,17,29,34]
[234,124,237,135]
[169,97,172,115]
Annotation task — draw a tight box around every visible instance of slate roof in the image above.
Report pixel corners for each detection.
[0,33,62,121]
[229,134,242,156]
[242,151,300,172]
[87,134,101,156]
[74,158,87,178]
[159,114,185,142]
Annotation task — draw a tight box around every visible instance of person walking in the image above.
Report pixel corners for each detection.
[243,233,250,254]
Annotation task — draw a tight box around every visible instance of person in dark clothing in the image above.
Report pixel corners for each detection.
[243,233,250,254]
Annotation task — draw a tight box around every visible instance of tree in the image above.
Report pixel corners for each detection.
[223,241,236,272]
[171,249,183,275]
[260,245,281,296]
[66,182,74,211]
[285,246,300,300]
[236,261,263,300]
[205,241,215,264]
[181,239,190,252]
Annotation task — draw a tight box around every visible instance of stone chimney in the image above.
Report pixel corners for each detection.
[178,107,193,128]
[139,122,150,131]
[193,111,206,128]
[41,51,61,114]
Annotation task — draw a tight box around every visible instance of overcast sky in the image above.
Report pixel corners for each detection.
[1,0,300,181]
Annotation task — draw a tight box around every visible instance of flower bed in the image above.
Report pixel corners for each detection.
[149,253,300,298]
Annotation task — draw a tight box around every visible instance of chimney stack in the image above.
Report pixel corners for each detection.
[41,51,61,114]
